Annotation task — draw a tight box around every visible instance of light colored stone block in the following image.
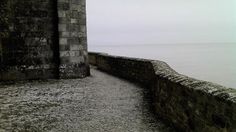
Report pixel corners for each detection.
[59,24,66,31]
[71,19,77,24]
[60,38,67,45]
[70,45,80,51]
[58,11,66,17]
[61,32,70,37]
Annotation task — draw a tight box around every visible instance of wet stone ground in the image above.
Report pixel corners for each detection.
[0,67,174,132]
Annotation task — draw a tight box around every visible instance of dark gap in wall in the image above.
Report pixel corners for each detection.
[52,0,60,79]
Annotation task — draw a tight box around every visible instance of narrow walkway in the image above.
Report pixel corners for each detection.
[0,68,174,132]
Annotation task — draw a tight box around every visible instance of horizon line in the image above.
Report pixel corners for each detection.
[89,42,236,47]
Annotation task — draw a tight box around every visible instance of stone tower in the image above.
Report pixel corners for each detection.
[0,0,89,80]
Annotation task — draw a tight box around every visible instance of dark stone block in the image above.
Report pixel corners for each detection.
[212,114,229,128]
[59,63,90,79]
[58,3,70,11]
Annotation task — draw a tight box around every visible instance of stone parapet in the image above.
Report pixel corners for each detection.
[89,52,236,132]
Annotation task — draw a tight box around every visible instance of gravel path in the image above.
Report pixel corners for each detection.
[0,67,174,132]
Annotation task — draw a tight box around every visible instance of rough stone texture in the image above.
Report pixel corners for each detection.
[151,61,236,132]
[0,0,58,80]
[0,68,174,132]
[89,52,236,132]
[89,52,155,86]
[0,0,89,81]
[58,0,89,78]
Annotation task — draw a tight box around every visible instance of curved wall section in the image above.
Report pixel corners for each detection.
[89,52,236,132]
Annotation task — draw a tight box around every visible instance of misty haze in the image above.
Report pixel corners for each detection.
[87,0,236,88]
[1,0,236,131]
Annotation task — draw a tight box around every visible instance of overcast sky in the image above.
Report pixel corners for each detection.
[86,0,236,46]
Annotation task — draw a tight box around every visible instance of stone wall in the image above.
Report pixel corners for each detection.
[89,52,236,132]
[89,52,155,85]
[58,0,89,78]
[0,0,89,80]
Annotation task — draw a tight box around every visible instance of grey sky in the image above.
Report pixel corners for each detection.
[86,0,236,46]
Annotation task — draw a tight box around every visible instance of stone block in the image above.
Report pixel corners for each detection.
[70,44,80,51]
[59,38,68,45]
[59,24,67,31]
[71,19,77,24]
[58,11,66,17]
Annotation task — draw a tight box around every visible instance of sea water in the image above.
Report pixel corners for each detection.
[89,43,236,88]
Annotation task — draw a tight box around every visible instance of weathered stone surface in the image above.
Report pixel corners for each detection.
[58,0,89,79]
[0,0,58,80]
[89,52,155,86]
[0,68,174,132]
[89,52,236,132]
[0,0,89,80]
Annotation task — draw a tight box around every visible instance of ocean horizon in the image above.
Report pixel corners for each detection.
[89,43,236,88]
